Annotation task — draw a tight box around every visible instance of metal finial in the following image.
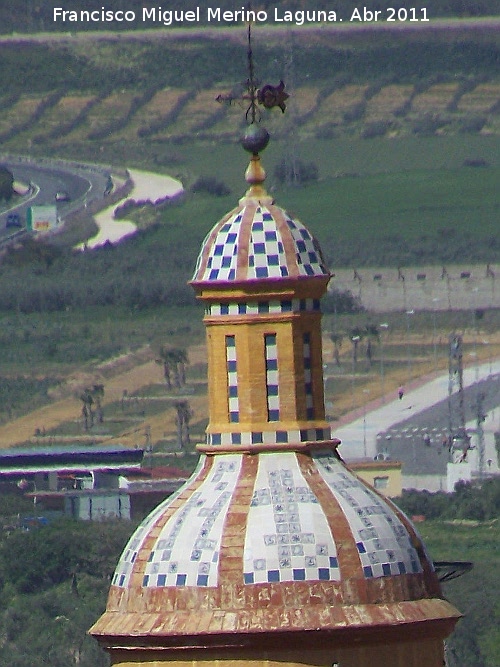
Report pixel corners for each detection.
[215,18,289,125]
[246,22,258,124]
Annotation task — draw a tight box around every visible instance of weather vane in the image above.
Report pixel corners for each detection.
[215,21,289,127]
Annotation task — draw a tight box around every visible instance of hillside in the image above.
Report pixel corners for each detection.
[0,25,499,158]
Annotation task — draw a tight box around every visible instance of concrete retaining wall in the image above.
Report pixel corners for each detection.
[332,264,500,312]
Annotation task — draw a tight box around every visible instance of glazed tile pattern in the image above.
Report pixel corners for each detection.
[112,458,206,588]
[205,426,332,447]
[243,453,340,584]
[206,298,321,317]
[196,214,240,281]
[285,216,328,277]
[192,204,329,283]
[303,332,314,420]
[265,334,280,421]
[248,214,289,279]
[314,454,423,578]
[226,335,239,423]
[141,456,242,588]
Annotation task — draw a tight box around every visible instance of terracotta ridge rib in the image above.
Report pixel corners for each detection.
[217,454,257,588]
[269,204,300,278]
[194,207,240,280]
[128,456,214,589]
[296,453,364,583]
[235,204,256,281]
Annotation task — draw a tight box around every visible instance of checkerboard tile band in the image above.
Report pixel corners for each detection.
[314,454,423,579]
[226,335,239,423]
[265,333,279,421]
[206,298,321,316]
[243,452,340,584]
[303,332,315,420]
[205,427,332,447]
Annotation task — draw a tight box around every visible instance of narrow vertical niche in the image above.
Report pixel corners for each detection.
[225,335,239,423]
[264,333,279,421]
[303,332,315,420]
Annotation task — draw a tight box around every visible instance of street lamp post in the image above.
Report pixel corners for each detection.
[405,309,414,384]
[432,297,440,370]
[483,339,492,376]
[362,388,370,458]
[379,322,389,403]
[351,335,360,411]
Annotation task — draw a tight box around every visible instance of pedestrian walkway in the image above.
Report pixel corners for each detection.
[334,359,500,465]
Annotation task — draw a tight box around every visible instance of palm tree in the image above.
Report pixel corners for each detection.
[349,327,365,369]
[173,399,192,450]
[156,346,189,390]
[80,388,94,430]
[91,384,105,423]
[364,324,380,368]
[155,346,175,390]
[174,348,189,387]
[330,332,343,367]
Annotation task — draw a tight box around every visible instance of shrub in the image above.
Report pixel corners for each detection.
[361,120,393,139]
[190,176,230,197]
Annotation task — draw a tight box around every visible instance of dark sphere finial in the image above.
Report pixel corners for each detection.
[241,124,270,155]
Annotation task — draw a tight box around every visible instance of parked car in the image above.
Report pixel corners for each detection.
[55,191,70,202]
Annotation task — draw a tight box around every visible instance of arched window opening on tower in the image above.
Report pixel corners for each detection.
[225,335,239,423]
[303,332,315,420]
[264,333,279,421]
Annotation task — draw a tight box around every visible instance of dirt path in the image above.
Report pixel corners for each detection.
[0,361,161,448]
[0,360,161,448]
[0,343,208,449]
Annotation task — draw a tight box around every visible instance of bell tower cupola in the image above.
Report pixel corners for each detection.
[191,123,335,454]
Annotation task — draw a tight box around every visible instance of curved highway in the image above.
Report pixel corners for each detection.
[0,158,111,240]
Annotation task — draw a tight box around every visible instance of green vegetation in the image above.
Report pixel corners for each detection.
[0,480,496,666]
[0,165,14,201]
[0,22,498,667]
[395,481,500,666]
[0,499,135,666]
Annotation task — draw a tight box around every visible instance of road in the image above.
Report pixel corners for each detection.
[375,373,500,476]
[0,158,111,237]
[335,360,500,482]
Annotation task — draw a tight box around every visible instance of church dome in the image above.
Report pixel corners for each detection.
[191,201,329,285]
[191,155,329,287]
[90,140,460,664]
[91,451,456,646]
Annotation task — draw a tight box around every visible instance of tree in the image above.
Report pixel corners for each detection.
[156,346,188,390]
[364,324,380,368]
[91,384,104,424]
[349,326,365,369]
[80,388,94,431]
[173,399,192,450]
[274,158,319,186]
[330,332,343,367]
[173,348,188,387]
[0,165,14,202]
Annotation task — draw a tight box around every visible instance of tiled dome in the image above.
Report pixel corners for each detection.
[192,202,329,284]
[92,451,454,642]
[90,149,460,661]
